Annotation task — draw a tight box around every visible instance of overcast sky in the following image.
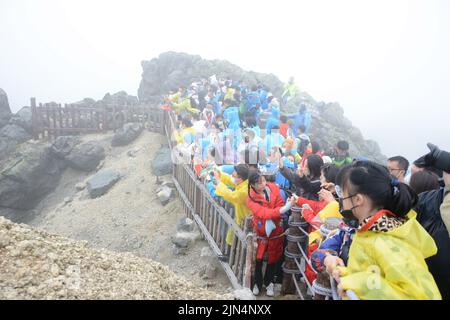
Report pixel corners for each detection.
[1,0,449,162]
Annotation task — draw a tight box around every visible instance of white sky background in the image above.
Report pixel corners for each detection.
[1,0,449,162]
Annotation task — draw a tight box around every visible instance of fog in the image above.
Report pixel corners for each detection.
[1,0,449,162]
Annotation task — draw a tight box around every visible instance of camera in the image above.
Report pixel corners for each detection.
[415,143,450,174]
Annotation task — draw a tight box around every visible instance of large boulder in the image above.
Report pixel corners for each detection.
[111,123,143,147]
[138,52,387,163]
[0,144,65,210]
[64,141,105,172]
[319,103,352,128]
[86,169,121,198]
[102,91,139,106]
[0,138,18,161]
[0,88,12,128]
[49,136,82,159]
[138,52,284,102]
[151,145,173,176]
[9,107,33,133]
[0,124,32,144]
[72,98,96,108]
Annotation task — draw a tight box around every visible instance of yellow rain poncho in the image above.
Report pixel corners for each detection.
[309,200,342,246]
[172,97,199,115]
[174,126,196,144]
[215,172,251,246]
[281,82,300,99]
[224,87,235,101]
[338,211,442,300]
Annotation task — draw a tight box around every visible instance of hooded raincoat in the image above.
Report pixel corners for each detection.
[338,210,441,300]
[215,172,251,246]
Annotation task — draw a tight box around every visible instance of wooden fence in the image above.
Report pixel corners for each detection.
[162,110,255,292]
[30,97,164,140]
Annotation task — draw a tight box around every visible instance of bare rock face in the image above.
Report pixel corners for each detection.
[0,88,12,128]
[111,123,143,147]
[138,52,387,163]
[138,51,284,103]
[0,144,65,211]
[65,141,106,172]
[102,91,138,106]
[49,136,82,159]
[9,107,33,134]
[0,124,32,144]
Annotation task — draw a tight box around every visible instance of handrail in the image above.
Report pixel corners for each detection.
[162,109,252,293]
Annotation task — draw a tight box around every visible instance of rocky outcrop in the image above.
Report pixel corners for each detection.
[102,91,138,106]
[308,102,387,163]
[138,51,284,103]
[0,124,32,144]
[65,141,105,172]
[111,123,143,147]
[9,107,33,134]
[86,169,121,198]
[0,135,106,214]
[151,145,173,176]
[0,88,12,128]
[49,136,82,159]
[0,90,21,160]
[138,52,387,163]
[49,136,105,172]
[0,144,65,210]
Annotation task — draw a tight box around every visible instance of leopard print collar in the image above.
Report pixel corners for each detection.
[360,213,407,232]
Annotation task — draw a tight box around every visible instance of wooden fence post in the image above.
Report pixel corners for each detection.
[30,97,39,140]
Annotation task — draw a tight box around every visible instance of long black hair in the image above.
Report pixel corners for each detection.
[336,161,418,217]
[306,154,324,180]
[321,163,339,184]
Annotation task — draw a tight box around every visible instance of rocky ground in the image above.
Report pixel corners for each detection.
[19,130,233,296]
[0,216,232,300]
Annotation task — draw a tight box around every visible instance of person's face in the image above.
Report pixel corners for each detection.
[206,104,213,110]
[387,160,405,181]
[337,184,373,223]
[231,171,243,184]
[283,143,292,152]
[253,176,266,193]
[340,187,357,214]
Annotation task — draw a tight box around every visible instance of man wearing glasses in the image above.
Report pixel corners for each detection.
[387,156,409,183]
